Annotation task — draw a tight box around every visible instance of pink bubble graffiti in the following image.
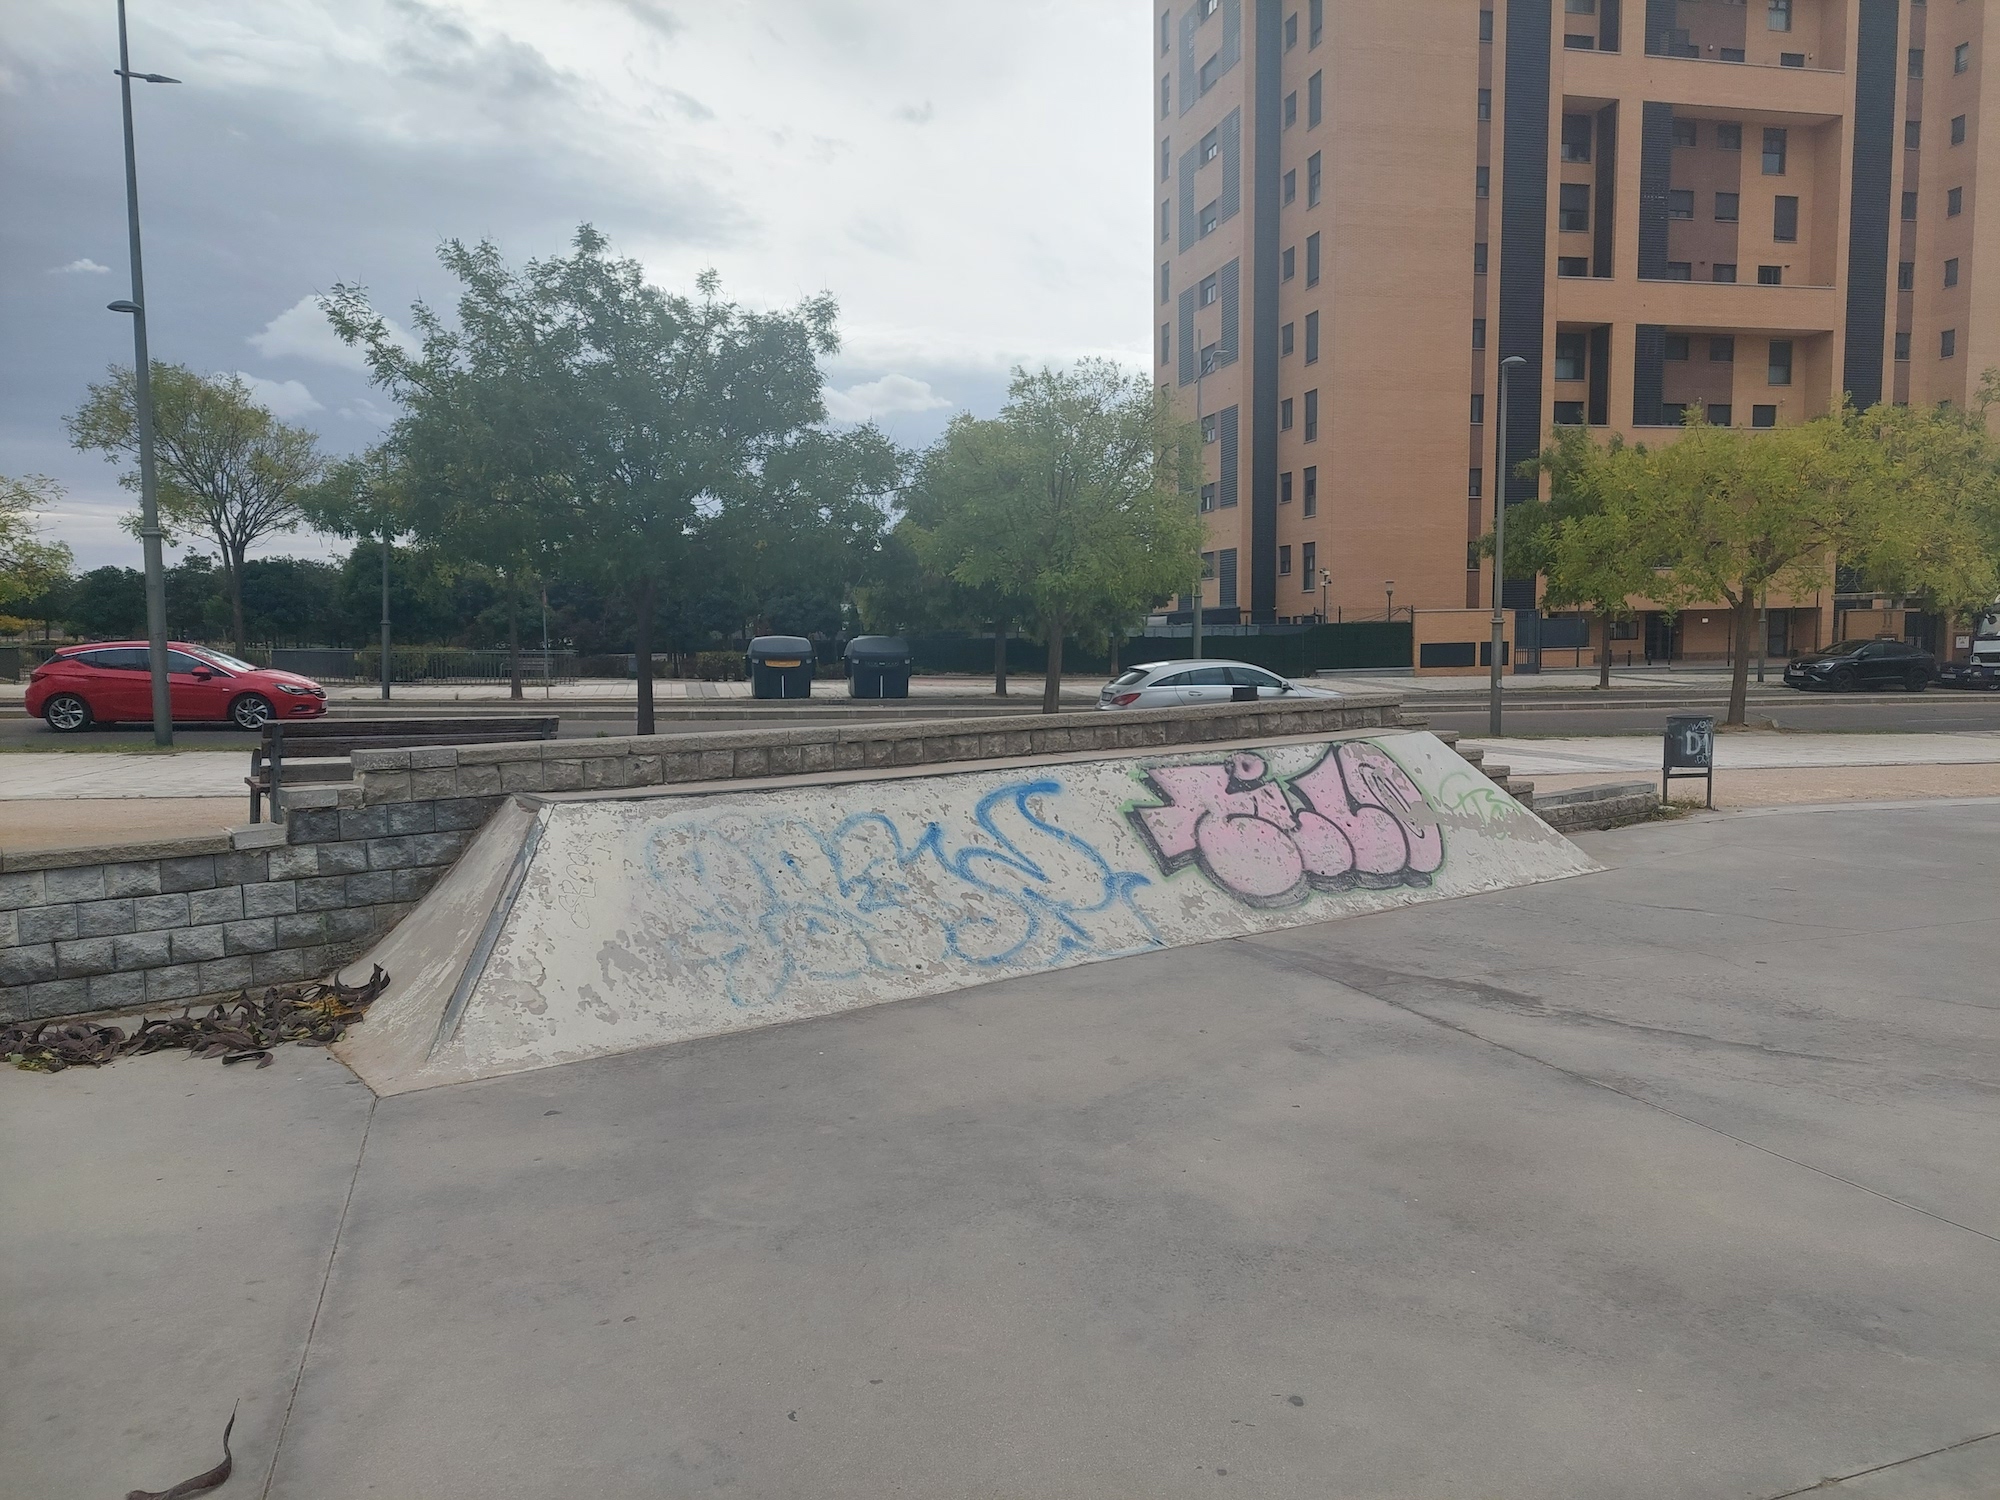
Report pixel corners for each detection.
[1127,743,1445,908]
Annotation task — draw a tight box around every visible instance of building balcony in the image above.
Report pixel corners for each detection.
[1554,272,1838,335]
[1557,46,1847,119]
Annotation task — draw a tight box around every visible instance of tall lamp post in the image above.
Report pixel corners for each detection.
[1385,580,1395,622]
[380,525,393,701]
[1318,568,1330,624]
[1191,354,1207,660]
[109,0,179,747]
[1490,354,1529,736]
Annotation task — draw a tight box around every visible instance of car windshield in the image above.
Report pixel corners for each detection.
[191,647,257,672]
[1816,641,1870,657]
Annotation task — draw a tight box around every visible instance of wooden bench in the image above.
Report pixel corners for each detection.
[248,716,561,823]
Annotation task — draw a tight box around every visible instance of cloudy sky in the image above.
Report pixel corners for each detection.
[0,0,1148,569]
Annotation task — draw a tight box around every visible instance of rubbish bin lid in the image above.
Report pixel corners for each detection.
[843,635,912,663]
[747,635,814,661]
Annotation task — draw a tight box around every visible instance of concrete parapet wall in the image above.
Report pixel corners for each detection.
[0,694,1401,1025]
[1532,781,1662,832]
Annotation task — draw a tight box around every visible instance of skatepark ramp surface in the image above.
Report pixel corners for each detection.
[333,730,1596,1094]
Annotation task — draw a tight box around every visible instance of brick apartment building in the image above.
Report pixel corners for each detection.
[1157,0,1984,662]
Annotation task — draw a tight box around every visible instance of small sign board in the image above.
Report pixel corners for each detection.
[1663,714,1714,808]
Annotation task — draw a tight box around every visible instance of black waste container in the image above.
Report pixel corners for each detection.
[746,636,815,700]
[844,635,914,699]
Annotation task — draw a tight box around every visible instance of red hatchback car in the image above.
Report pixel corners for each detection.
[26,642,328,732]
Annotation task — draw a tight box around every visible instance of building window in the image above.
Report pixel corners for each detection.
[1201,128,1220,162]
[1280,397,1294,430]
[1200,202,1219,235]
[1903,191,1919,221]
[1946,257,1961,288]
[1161,10,1171,55]
[1286,12,1298,49]
[1281,321,1296,355]
[1566,0,1597,10]
[1308,71,1323,127]
[1283,169,1297,204]
[1664,333,1691,362]
[1309,0,1323,46]
[1768,340,1793,385]
[1557,256,1590,277]
[1907,120,1923,150]
[1301,540,1317,584]
[1199,55,1220,94]
[1773,195,1799,242]
[1303,468,1318,516]
[1565,33,1596,50]
[1160,323,1170,364]
[1479,88,1492,122]
[1717,122,1742,151]
[1953,115,1968,146]
[1762,128,1788,175]
[1471,393,1485,424]
[1201,0,1219,17]
[1715,191,1739,222]
[1279,544,1292,576]
[1553,401,1586,425]
[1948,186,1964,216]
[1202,414,1218,443]
[1308,153,1322,205]
[1714,263,1738,283]
[1561,182,1593,230]
[1910,49,1924,79]
[1283,246,1296,280]
[1304,389,1319,440]
[1666,262,1693,280]
[1160,262,1170,304]
[1667,189,1693,221]
[1304,310,1320,364]
[1201,342,1219,374]
[1899,261,1915,290]
[1720,48,1746,64]
[1561,114,1593,162]
[1780,53,1804,68]
[1306,231,1321,286]
[1710,337,1734,361]
[1161,138,1171,183]
[1284,92,1298,127]
[1895,331,1911,361]
[1554,331,1588,380]
[1200,483,1216,512]
[1469,467,1483,498]
[1708,403,1733,426]
[1474,241,1489,274]
[1673,118,1697,149]
[1758,264,1783,285]
[1768,0,1791,30]
[1161,201,1171,242]
[1472,317,1486,350]
[1200,273,1219,305]
[1752,404,1777,428]
[1281,470,1293,504]
[1956,42,1970,74]
[1475,164,1490,199]
[1161,75,1170,119]
[1942,328,1958,358]
[1480,9,1493,43]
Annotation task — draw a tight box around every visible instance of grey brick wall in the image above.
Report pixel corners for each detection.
[2,693,1403,1026]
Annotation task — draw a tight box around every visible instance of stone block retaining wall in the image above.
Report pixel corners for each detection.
[1,693,1400,1025]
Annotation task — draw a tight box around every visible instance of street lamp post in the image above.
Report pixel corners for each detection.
[1491,354,1529,736]
[1385,580,1395,622]
[1191,355,1206,660]
[380,526,393,701]
[1319,568,1330,625]
[109,0,179,747]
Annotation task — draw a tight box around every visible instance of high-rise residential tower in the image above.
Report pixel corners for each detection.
[1158,0,1970,659]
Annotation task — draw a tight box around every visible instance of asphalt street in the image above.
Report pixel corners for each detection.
[5,803,1996,1498]
[6,684,2000,749]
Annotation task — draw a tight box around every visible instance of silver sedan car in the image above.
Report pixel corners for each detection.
[1096,658,1343,709]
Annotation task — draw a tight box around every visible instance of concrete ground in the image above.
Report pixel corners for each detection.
[4,801,1996,1499]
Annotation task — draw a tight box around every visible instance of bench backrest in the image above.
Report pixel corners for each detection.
[261,717,560,760]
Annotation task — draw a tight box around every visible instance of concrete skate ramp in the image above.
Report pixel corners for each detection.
[334,730,1596,1095]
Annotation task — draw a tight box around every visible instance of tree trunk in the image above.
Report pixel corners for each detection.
[993,625,1008,697]
[507,572,523,701]
[635,577,657,736]
[1597,612,1613,690]
[1041,616,1065,715]
[228,544,248,657]
[1727,594,1755,726]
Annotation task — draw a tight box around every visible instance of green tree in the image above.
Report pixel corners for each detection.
[910,362,1204,713]
[0,475,77,622]
[67,566,147,638]
[1848,393,2000,622]
[66,365,324,655]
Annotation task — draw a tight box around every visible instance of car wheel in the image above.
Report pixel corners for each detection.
[1907,669,1929,692]
[42,694,92,733]
[1829,666,1857,692]
[230,693,275,730]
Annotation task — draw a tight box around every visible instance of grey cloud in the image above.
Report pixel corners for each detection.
[894,101,933,125]
[606,0,683,39]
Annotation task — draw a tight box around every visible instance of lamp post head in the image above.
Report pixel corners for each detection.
[115,69,180,83]
[1500,354,1528,371]
[107,300,141,314]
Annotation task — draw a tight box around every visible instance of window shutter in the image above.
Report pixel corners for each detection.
[1219,405,1239,507]
[1177,290,1197,386]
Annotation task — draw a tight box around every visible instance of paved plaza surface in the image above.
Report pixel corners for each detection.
[5,801,1996,1498]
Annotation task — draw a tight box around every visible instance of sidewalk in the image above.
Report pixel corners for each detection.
[1317,665,1770,696]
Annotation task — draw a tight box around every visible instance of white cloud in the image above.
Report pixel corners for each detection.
[247,294,413,371]
[48,257,111,275]
[823,373,951,423]
[233,373,324,419]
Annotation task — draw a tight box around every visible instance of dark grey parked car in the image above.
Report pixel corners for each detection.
[1783,639,1936,692]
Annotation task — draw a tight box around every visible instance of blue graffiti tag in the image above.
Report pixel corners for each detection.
[641,779,1165,1008]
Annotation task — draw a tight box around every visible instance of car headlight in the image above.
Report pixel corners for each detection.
[276,682,310,695]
